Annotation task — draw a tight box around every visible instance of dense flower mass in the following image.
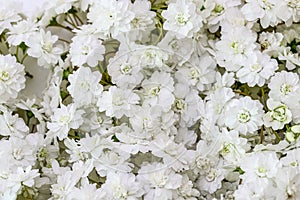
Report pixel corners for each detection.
[1,0,300,199]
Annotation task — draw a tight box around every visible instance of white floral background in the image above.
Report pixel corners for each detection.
[1,0,300,199]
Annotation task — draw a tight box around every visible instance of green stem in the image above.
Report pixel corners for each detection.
[58,38,70,44]
[260,126,264,144]
[15,46,19,62]
[21,54,28,64]
[74,13,83,25]
[47,23,73,32]
[272,129,281,143]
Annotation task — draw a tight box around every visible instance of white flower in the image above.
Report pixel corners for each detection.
[206,0,241,33]
[67,67,103,107]
[8,166,39,188]
[108,52,143,89]
[149,134,192,171]
[0,0,21,35]
[79,106,113,134]
[234,180,274,200]
[191,141,225,193]
[224,96,264,135]
[217,129,249,166]
[0,54,26,102]
[240,151,280,181]
[45,0,77,15]
[67,180,105,200]
[101,172,144,200]
[134,46,169,69]
[0,135,37,168]
[173,83,204,127]
[285,0,300,26]
[97,86,140,118]
[281,148,300,167]
[236,51,278,87]
[142,71,175,112]
[162,0,202,38]
[175,175,199,199]
[284,89,300,123]
[278,47,300,70]
[268,71,299,102]
[47,103,85,140]
[51,169,80,199]
[129,105,165,138]
[215,26,257,71]
[220,7,250,32]
[205,87,235,126]
[263,99,292,130]
[93,143,132,176]
[275,167,300,199]
[87,0,134,38]
[158,32,194,66]
[0,107,29,138]
[128,0,156,40]
[27,29,63,68]
[7,19,37,46]
[241,0,290,28]
[175,53,216,91]
[258,31,284,57]
[69,34,105,67]
[137,162,182,200]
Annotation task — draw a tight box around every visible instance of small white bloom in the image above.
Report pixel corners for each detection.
[97,86,140,118]
[263,99,292,130]
[142,71,175,112]
[173,83,204,127]
[284,89,300,123]
[128,0,156,40]
[236,51,278,87]
[87,0,134,38]
[47,104,85,140]
[7,19,37,46]
[27,29,63,68]
[0,0,21,35]
[108,52,143,89]
[137,162,182,200]
[101,172,144,199]
[205,87,235,126]
[268,71,299,102]
[134,46,169,69]
[215,26,257,71]
[206,0,241,33]
[0,107,29,138]
[0,54,26,102]
[67,67,103,107]
[217,129,249,165]
[241,0,290,28]
[224,96,264,135]
[162,0,202,38]
[258,31,284,57]
[240,151,280,181]
[70,34,105,67]
[175,53,216,91]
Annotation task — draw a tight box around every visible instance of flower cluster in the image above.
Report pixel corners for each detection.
[1,0,300,199]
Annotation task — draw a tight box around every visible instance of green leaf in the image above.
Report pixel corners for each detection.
[233,167,245,174]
